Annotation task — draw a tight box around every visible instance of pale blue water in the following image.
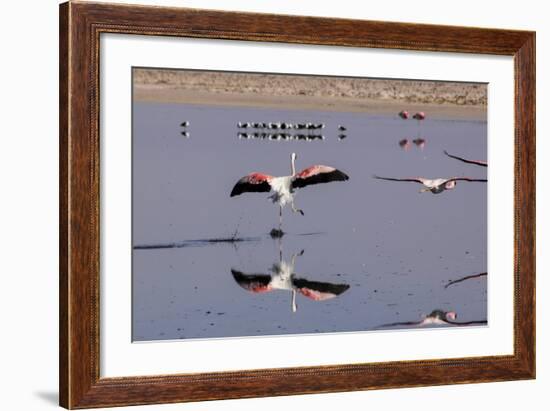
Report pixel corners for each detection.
[132,102,487,341]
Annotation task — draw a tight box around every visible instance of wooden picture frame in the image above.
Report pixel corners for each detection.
[59,1,535,408]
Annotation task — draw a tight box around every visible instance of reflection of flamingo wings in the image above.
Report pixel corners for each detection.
[378,310,454,327]
[448,319,488,326]
[231,270,273,293]
[230,247,350,312]
[292,278,350,301]
[444,150,488,167]
[378,310,487,328]
[445,272,487,289]
[231,270,350,301]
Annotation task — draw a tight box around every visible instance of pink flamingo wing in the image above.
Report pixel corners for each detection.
[295,165,334,178]
[243,172,273,183]
[298,288,337,301]
[247,284,274,293]
[292,165,349,189]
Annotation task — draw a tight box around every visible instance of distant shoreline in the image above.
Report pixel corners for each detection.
[133,68,487,120]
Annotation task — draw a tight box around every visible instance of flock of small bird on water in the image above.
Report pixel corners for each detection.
[180,111,424,144]
[237,121,347,142]
[180,119,347,141]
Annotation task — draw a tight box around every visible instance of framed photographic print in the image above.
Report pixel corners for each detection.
[59,1,535,409]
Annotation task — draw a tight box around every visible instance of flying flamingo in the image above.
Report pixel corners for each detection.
[230,153,349,234]
[398,110,409,119]
[378,309,487,328]
[231,249,350,313]
[444,150,488,167]
[373,175,487,194]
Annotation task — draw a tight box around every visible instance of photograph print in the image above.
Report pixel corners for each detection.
[132,68,488,342]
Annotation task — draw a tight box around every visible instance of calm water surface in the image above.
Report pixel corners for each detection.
[132,102,487,341]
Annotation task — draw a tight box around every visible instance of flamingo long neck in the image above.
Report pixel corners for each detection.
[291,155,296,176]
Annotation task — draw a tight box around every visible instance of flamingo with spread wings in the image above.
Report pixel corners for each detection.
[373,175,487,194]
[230,153,349,233]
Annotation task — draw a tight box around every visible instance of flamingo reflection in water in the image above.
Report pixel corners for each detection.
[444,150,488,167]
[445,272,487,289]
[398,138,411,150]
[412,137,426,149]
[378,309,487,328]
[231,244,350,313]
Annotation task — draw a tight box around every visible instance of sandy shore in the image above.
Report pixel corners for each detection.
[133,68,487,120]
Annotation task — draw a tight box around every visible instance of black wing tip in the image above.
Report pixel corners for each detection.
[448,320,488,326]
[377,321,415,328]
[230,178,272,196]
[231,269,247,281]
[326,168,349,181]
[337,170,350,181]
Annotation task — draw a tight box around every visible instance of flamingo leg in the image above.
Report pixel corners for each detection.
[290,250,302,267]
[279,205,283,231]
[291,201,305,216]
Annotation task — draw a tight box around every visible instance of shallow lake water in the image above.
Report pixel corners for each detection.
[132,102,488,342]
